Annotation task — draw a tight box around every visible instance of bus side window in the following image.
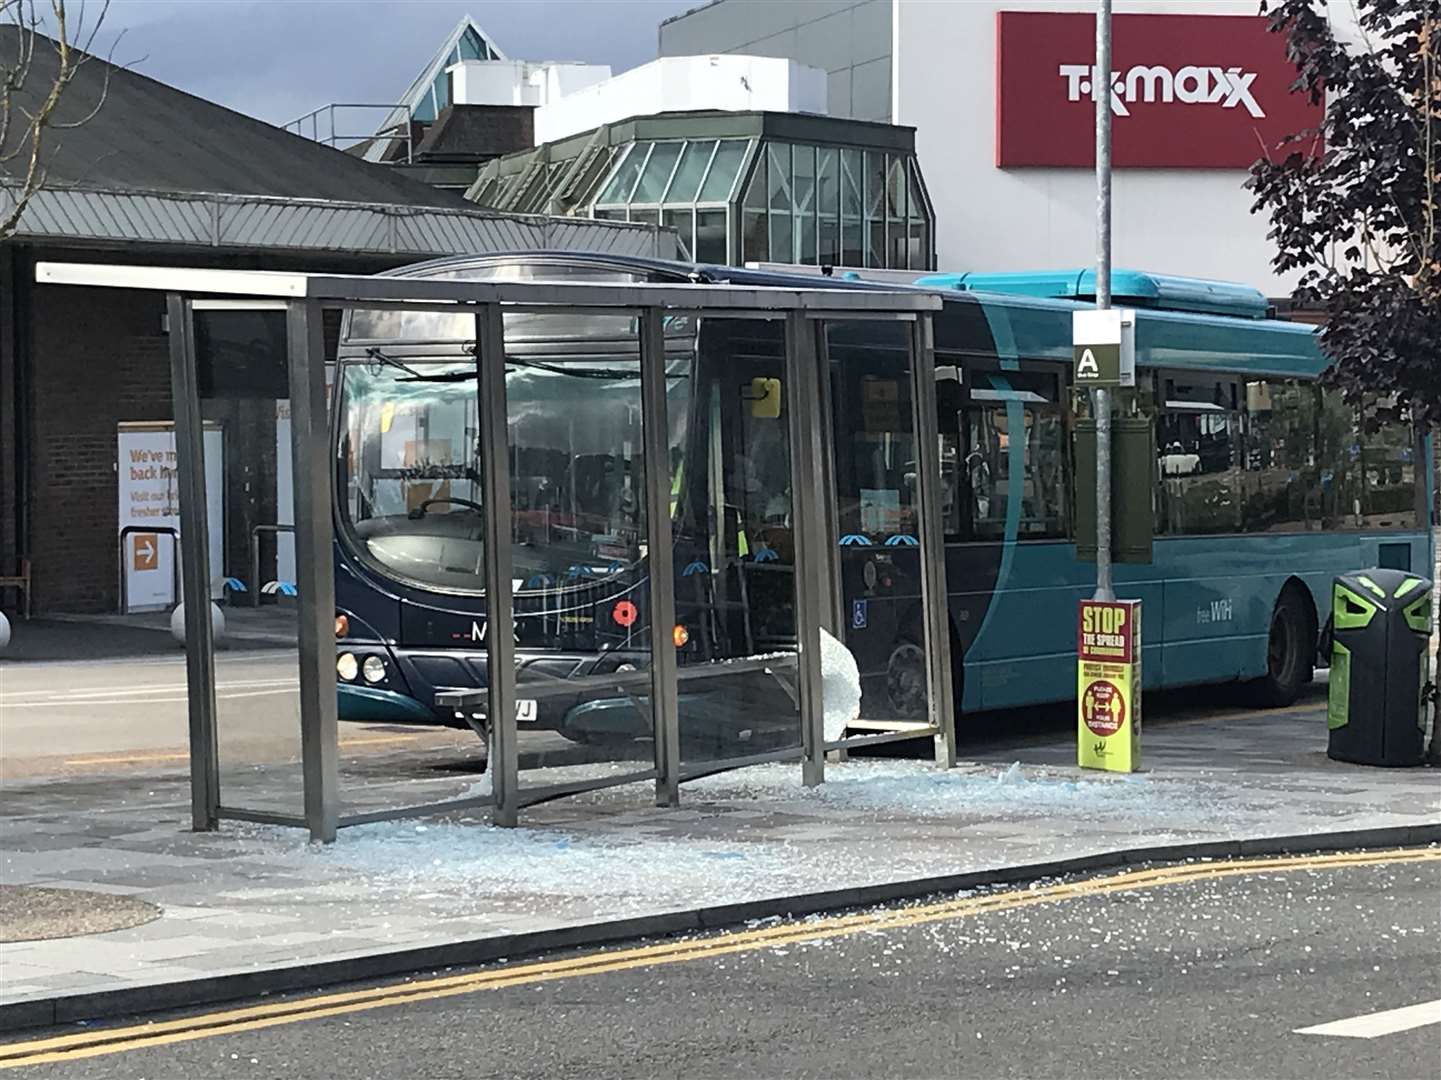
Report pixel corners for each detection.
[1156,376,1241,535]
[964,370,1066,541]
[1357,397,1420,529]
[1238,380,1323,533]
[936,366,965,539]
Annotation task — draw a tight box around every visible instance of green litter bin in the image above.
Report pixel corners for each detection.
[1327,569,1430,767]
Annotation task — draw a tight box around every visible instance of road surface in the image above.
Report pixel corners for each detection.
[2,849,1435,1078]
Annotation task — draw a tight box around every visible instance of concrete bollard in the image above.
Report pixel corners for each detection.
[170,602,226,646]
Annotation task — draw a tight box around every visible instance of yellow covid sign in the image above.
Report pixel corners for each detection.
[1077,599,1141,772]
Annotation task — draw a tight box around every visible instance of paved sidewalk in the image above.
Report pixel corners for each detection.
[1,702,1437,1024]
[2,609,296,662]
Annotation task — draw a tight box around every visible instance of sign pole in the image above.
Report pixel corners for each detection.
[1093,0,1115,603]
[1075,0,1139,773]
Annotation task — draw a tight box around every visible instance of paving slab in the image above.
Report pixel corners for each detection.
[0,702,1437,1029]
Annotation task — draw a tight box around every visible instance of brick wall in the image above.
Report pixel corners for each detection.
[24,286,344,614]
[28,285,172,612]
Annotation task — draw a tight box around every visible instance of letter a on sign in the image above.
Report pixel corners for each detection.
[1072,309,1136,388]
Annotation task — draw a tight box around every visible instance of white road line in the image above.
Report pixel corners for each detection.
[2,679,299,701]
[1295,999,1441,1039]
[1,687,301,708]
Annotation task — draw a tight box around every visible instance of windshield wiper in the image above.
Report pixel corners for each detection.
[364,350,689,384]
[365,347,427,380]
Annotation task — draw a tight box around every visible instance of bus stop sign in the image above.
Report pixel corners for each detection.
[1073,309,1136,388]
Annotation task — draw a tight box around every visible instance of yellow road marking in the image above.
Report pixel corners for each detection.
[1,846,1434,1069]
[337,735,428,749]
[61,752,190,766]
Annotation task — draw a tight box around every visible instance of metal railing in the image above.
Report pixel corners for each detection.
[118,525,181,614]
[282,104,414,164]
[249,523,296,607]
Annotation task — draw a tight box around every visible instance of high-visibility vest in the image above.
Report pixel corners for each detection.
[671,459,749,558]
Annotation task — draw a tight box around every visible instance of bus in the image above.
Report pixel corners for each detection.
[330,254,1432,746]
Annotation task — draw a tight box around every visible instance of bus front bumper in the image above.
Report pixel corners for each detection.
[338,683,445,725]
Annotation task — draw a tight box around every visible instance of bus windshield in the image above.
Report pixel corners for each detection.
[338,353,689,595]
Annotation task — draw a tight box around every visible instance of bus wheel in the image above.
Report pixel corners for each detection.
[1252,591,1310,708]
[886,641,928,719]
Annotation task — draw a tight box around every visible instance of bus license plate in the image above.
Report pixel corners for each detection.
[516,699,538,723]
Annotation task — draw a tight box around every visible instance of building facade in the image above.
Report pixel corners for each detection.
[659,0,1342,294]
[467,110,935,271]
[1,28,673,616]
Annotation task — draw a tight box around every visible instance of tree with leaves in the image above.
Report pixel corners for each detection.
[1249,0,1441,760]
[1,0,110,240]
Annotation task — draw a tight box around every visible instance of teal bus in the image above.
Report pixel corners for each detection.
[331,256,1432,741]
[904,267,1430,718]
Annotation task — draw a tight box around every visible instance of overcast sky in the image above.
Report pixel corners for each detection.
[92,0,700,125]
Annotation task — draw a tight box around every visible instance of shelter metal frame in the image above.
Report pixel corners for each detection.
[37,261,949,842]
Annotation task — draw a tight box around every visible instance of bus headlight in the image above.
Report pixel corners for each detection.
[337,652,359,681]
[361,655,386,684]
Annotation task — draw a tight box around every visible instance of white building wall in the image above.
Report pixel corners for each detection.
[659,0,892,121]
[534,55,827,145]
[893,0,1347,294]
[660,0,1361,296]
[447,59,610,109]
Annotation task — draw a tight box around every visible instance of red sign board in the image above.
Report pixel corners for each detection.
[1077,599,1139,664]
[996,12,1322,168]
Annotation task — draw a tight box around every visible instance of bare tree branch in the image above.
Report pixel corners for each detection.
[0,0,112,240]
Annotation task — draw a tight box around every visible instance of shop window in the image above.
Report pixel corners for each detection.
[597,143,648,205]
[741,154,768,263]
[907,222,929,271]
[868,220,885,269]
[840,149,863,267]
[793,145,816,264]
[663,208,695,260]
[865,150,886,219]
[664,140,715,203]
[699,140,748,202]
[632,141,682,204]
[694,209,728,264]
[817,146,839,265]
[817,148,838,213]
[767,144,792,212]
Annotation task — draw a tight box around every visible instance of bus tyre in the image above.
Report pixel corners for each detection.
[1253,591,1311,708]
[886,641,928,719]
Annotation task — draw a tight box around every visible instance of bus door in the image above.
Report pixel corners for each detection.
[669,318,801,760]
[827,324,931,722]
[676,319,794,660]
[939,363,1071,710]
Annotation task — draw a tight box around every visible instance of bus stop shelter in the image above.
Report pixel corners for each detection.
[35,261,951,842]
